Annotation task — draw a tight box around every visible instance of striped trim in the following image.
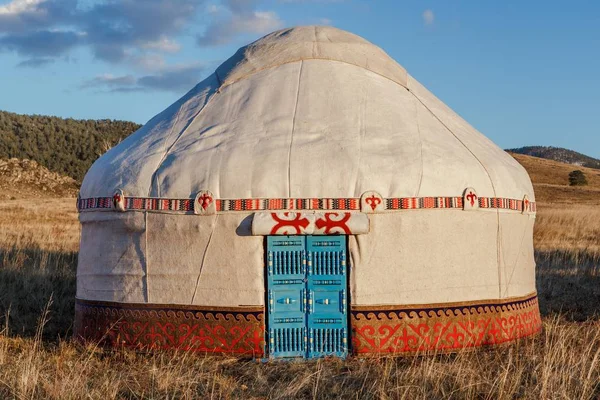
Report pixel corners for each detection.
[78,197,113,210]
[77,195,536,213]
[385,196,463,210]
[125,197,194,212]
[216,198,360,212]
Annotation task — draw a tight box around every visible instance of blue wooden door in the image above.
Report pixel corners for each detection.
[306,236,348,359]
[266,235,348,359]
[267,236,307,358]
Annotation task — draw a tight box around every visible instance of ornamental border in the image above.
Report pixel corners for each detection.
[351,292,542,355]
[351,291,538,312]
[74,299,265,356]
[73,293,541,357]
[77,194,536,213]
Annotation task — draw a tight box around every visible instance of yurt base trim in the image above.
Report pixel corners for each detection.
[74,300,265,356]
[351,292,541,355]
[74,293,541,358]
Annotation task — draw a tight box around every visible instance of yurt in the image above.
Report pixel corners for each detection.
[74,26,542,359]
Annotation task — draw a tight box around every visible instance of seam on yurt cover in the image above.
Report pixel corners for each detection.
[408,89,503,298]
[191,214,218,304]
[287,60,304,198]
[219,58,408,91]
[351,86,366,197]
[408,92,498,195]
[148,80,220,197]
[146,99,185,197]
[495,213,502,298]
[312,26,317,57]
[502,220,529,298]
[144,212,149,303]
[413,96,425,196]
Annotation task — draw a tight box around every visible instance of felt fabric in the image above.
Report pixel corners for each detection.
[215,26,408,90]
[80,28,534,202]
[77,208,536,306]
[77,26,537,308]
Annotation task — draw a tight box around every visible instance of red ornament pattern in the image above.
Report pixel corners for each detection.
[365,195,382,211]
[269,213,311,234]
[314,212,352,234]
[75,295,541,357]
[198,193,213,211]
[74,300,264,356]
[351,293,541,355]
[466,191,478,207]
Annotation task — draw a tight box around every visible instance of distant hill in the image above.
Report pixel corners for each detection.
[510,153,600,206]
[507,146,600,170]
[0,158,79,199]
[0,110,141,182]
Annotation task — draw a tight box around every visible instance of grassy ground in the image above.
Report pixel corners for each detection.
[0,154,599,399]
[0,201,598,399]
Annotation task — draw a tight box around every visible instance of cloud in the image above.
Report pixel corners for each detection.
[1,0,283,93]
[81,64,207,93]
[0,0,76,34]
[137,64,205,91]
[16,56,55,68]
[81,73,138,89]
[0,0,45,15]
[277,0,345,3]
[141,36,181,53]
[0,29,81,56]
[422,9,434,26]
[0,0,200,63]
[1,0,284,66]
[82,0,199,63]
[132,53,167,71]
[197,1,283,47]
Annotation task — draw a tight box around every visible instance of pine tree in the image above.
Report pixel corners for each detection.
[568,170,588,186]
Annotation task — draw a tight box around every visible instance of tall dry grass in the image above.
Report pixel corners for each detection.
[534,205,600,256]
[0,199,79,252]
[0,315,598,399]
[0,198,598,399]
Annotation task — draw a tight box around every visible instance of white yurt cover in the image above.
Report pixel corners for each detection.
[74,26,541,357]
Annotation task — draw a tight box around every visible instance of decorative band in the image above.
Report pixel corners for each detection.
[77,195,535,213]
[74,299,265,356]
[74,294,541,357]
[478,197,535,212]
[351,293,542,355]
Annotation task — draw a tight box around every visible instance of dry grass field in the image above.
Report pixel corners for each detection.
[0,154,599,399]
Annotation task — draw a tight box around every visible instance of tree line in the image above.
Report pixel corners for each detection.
[0,110,141,182]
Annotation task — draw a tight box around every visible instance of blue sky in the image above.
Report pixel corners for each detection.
[1,0,599,157]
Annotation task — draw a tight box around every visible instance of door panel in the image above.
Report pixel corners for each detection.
[307,236,348,358]
[266,235,348,359]
[267,236,306,358]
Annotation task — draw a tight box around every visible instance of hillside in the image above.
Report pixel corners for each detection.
[0,158,79,199]
[0,110,140,182]
[510,153,600,205]
[508,146,600,170]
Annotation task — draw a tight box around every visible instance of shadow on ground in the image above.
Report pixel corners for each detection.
[1,247,599,341]
[0,247,77,339]
[536,250,600,321]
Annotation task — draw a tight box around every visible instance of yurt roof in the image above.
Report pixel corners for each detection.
[80,26,534,202]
